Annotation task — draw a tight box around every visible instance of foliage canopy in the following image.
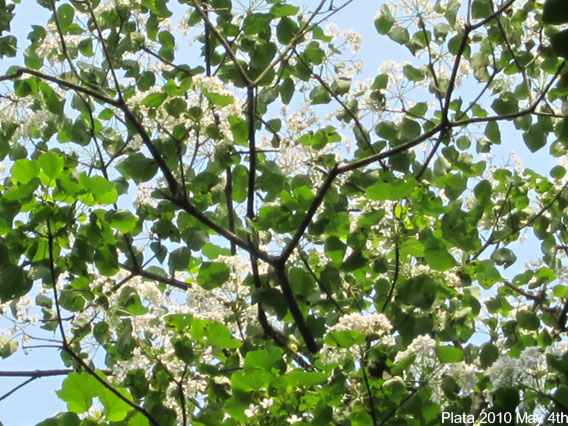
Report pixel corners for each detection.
[2,0,568,424]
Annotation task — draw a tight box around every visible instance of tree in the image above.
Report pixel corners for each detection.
[1,0,568,424]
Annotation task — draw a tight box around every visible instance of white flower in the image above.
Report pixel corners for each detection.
[260,397,274,409]
[320,343,349,365]
[244,404,258,418]
[328,312,394,345]
[445,362,478,395]
[486,355,521,388]
[395,334,436,363]
[287,414,303,424]
[546,341,568,357]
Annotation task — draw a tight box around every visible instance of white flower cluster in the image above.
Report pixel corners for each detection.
[330,312,395,345]
[319,313,395,365]
[486,354,521,388]
[394,334,436,364]
[325,24,362,55]
[443,361,478,395]
[394,335,480,401]
[319,343,350,365]
[486,346,555,390]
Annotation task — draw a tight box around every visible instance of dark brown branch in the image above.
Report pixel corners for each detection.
[141,46,195,78]
[0,369,111,377]
[1,68,120,106]
[168,186,274,266]
[47,221,67,347]
[85,1,123,101]
[453,61,566,128]
[0,377,36,402]
[225,167,237,255]
[120,263,190,291]
[273,266,318,353]
[190,0,251,86]
[280,165,339,263]
[299,251,345,314]
[295,49,376,155]
[246,85,257,220]
[63,347,160,426]
[469,0,515,31]
[415,129,448,180]
[361,356,378,426]
[338,124,442,174]
[382,238,400,313]
[253,0,328,86]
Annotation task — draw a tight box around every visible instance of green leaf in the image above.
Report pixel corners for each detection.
[277,17,299,45]
[331,77,351,95]
[366,174,417,200]
[325,236,346,266]
[168,247,191,271]
[352,411,373,426]
[471,0,492,19]
[491,247,517,268]
[270,4,299,17]
[325,330,366,348]
[309,85,331,104]
[38,151,64,180]
[480,343,499,368]
[172,337,194,363]
[98,387,132,422]
[402,65,424,81]
[108,210,138,233]
[118,287,148,316]
[517,310,539,330]
[207,322,242,349]
[279,78,294,104]
[231,370,272,391]
[197,262,230,290]
[484,121,501,144]
[422,237,456,271]
[203,89,234,106]
[372,74,389,90]
[284,370,327,387]
[0,35,17,58]
[57,373,101,414]
[441,375,460,400]
[38,81,64,114]
[141,92,167,107]
[59,290,85,312]
[117,153,159,183]
[36,412,81,426]
[201,243,231,259]
[243,13,271,35]
[551,29,568,60]
[78,174,118,205]
[244,347,284,371]
[389,26,409,45]
[56,3,74,31]
[523,127,547,152]
[436,345,463,363]
[491,93,518,115]
[397,275,437,309]
[94,245,119,276]
[0,263,31,303]
[374,6,394,35]
[0,336,17,358]
[543,0,568,25]
[11,159,39,184]
[228,116,248,144]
